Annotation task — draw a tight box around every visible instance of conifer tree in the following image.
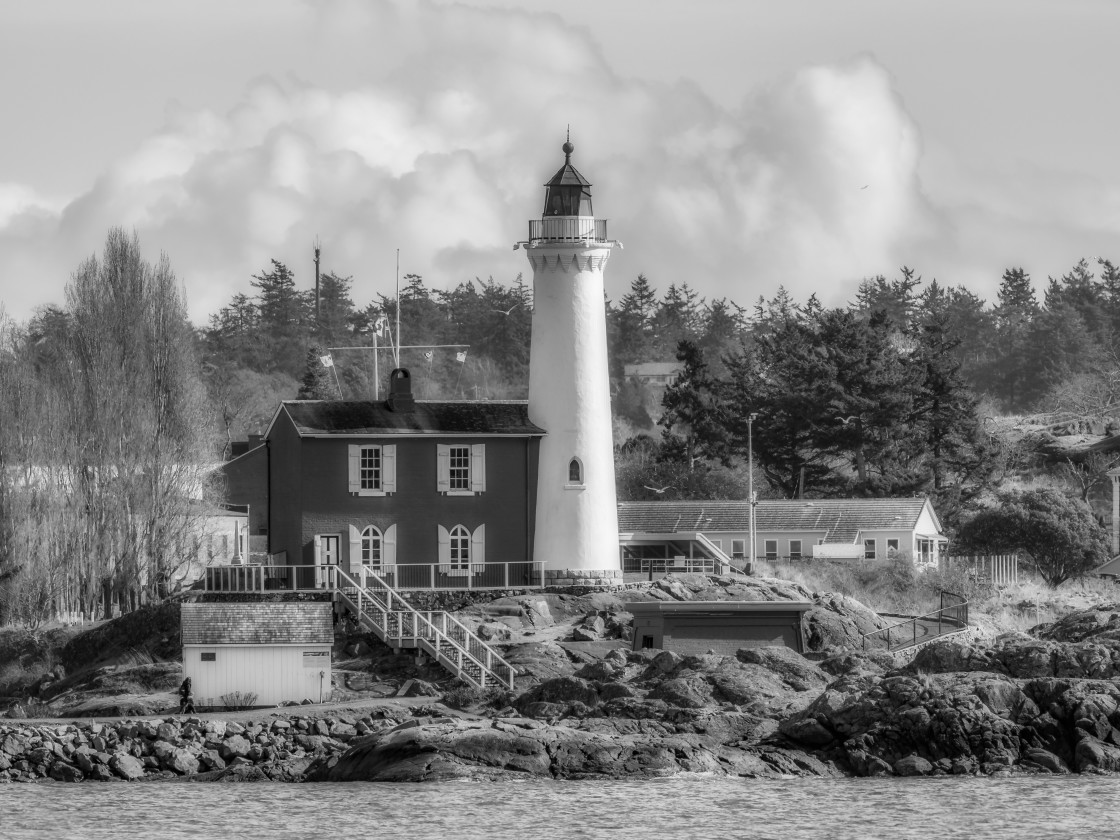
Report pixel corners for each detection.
[297,344,338,400]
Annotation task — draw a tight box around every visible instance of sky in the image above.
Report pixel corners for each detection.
[2,0,1119,326]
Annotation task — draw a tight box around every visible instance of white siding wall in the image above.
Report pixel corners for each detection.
[182,644,332,707]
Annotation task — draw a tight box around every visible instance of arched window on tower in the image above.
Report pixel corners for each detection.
[568,457,583,485]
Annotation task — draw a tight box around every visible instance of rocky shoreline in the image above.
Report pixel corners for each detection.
[7,619,1120,782]
[5,583,1120,784]
[0,706,449,784]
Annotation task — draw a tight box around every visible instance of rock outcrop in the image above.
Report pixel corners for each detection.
[778,626,1120,777]
[0,709,438,784]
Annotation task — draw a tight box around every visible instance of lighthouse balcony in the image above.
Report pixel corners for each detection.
[529,216,608,244]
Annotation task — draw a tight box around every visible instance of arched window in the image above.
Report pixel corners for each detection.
[568,457,583,485]
[361,526,382,568]
[449,524,470,570]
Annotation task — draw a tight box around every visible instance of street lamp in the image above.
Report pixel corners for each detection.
[748,412,758,573]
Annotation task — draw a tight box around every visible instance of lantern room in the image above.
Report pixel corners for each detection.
[543,140,593,217]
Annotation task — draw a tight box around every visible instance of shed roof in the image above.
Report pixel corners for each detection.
[181,602,332,645]
[271,400,546,438]
[617,498,940,544]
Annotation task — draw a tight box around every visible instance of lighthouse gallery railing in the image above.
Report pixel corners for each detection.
[529,217,608,243]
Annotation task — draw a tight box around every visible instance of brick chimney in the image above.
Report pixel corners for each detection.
[386,368,415,412]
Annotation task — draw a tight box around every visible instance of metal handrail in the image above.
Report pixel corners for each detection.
[862,597,970,652]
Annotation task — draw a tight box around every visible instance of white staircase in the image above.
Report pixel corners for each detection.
[334,567,516,690]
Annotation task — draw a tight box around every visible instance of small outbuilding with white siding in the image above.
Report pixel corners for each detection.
[181,602,333,709]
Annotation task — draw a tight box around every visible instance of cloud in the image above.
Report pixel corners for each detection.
[2,0,1115,325]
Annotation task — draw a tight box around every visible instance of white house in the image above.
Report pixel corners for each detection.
[618,497,947,567]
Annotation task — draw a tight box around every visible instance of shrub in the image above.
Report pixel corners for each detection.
[221,690,258,711]
[442,683,509,710]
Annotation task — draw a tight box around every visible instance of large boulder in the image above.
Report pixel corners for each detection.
[804,593,887,651]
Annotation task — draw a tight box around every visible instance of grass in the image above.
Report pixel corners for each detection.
[754,554,1119,635]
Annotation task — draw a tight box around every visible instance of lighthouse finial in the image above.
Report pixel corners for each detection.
[562,126,574,162]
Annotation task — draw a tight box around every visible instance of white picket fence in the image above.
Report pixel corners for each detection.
[943,554,1020,585]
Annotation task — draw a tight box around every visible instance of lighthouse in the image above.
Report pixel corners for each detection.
[517,137,622,586]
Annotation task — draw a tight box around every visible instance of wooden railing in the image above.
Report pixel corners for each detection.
[202,561,544,593]
[340,566,515,689]
[376,561,544,591]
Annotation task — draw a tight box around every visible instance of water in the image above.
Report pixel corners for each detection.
[0,776,1111,839]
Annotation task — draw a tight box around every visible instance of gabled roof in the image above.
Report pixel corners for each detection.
[617,498,941,544]
[270,400,546,438]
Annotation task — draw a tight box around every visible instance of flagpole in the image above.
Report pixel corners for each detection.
[373,328,379,401]
[454,351,466,396]
[331,359,343,400]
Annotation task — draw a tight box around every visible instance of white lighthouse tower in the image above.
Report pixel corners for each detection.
[518,137,622,586]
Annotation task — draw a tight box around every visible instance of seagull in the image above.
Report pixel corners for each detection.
[492,303,522,315]
[837,416,860,426]
[644,484,674,494]
[860,185,869,190]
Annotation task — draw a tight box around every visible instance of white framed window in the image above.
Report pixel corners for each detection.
[449,446,470,490]
[764,540,778,561]
[567,457,583,486]
[864,539,877,559]
[437,444,485,495]
[362,526,381,565]
[450,524,470,569]
[887,538,900,556]
[348,444,396,496]
[789,540,802,561]
[731,539,746,559]
[348,523,396,573]
[438,524,485,575]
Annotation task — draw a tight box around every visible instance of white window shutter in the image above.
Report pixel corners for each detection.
[313,537,322,567]
[437,524,451,567]
[437,444,450,492]
[348,524,361,571]
[348,445,361,493]
[471,523,485,568]
[382,445,397,493]
[383,524,397,567]
[471,444,486,492]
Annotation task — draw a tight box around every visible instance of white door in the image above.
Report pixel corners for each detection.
[317,535,340,587]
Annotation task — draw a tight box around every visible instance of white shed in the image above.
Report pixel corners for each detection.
[181,602,333,709]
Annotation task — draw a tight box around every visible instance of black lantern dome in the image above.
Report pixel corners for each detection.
[542,138,593,218]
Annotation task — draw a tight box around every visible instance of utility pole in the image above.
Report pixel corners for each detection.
[749,413,758,572]
[313,238,321,324]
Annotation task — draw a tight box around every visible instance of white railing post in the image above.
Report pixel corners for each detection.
[504,562,509,588]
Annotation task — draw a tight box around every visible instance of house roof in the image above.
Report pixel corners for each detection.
[1094,555,1120,577]
[617,498,941,544]
[623,362,682,378]
[272,399,546,438]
